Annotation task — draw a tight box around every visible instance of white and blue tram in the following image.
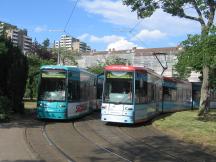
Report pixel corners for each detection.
[36,65,97,119]
[101,65,162,123]
[101,65,192,124]
[162,77,192,112]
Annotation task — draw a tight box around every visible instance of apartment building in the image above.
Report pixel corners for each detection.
[55,35,91,53]
[0,22,32,54]
[72,41,91,53]
[55,35,78,50]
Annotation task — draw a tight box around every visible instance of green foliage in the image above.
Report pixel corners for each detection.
[24,38,57,99]
[122,0,215,24]
[0,96,11,120]
[209,69,216,89]
[175,32,216,83]
[0,38,28,114]
[123,0,159,18]
[31,39,56,60]
[52,47,79,65]
[87,64,104,74]
[88,56,131,74]
[42,38,50,49]
[25,54,55,99]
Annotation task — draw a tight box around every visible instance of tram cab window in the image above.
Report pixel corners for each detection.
[104,79,133,104]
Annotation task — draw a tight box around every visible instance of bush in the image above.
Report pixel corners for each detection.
[0,96,11,120]
[0,39,28,114]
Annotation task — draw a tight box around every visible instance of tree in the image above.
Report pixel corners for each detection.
[123,0,216,116]
[31,39,56,60]
[42,38,50,49]
[176,31,216,115]
[25,54,55,99]
[0,38,28,114]
[52,47,78,65]
[88,56,131,74]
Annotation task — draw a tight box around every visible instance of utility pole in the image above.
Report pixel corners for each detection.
[57,41,60,65]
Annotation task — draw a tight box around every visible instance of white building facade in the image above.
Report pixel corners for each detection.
[0,22,32,54]
[76,47,200,81]
[55,35,91,53]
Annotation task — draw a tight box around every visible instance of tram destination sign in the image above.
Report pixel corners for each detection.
[107,71,133,79]
[42,70,66,78]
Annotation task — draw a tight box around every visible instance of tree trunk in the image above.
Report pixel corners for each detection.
[198,65,209,116]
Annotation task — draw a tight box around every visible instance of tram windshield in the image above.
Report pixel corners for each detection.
[38,70,66,101]
[103,71,133,104]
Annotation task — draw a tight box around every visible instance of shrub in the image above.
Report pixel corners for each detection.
[0,96,11,120]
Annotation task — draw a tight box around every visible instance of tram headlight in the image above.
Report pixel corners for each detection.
[59,104,66,108]
[37,103,43,107]
[125,107,133,110]
[101,106,106,109]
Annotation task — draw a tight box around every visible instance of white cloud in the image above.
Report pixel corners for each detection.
[78,33,125,43]
[90,35,124,43]
[132,29,167,40]
[34,26,64,33]
[78,33,90,41]
[34,26,47,33]
[78,0,138,26]
[140,10,200,36]
[78,0,201,36]
[78,33,142,50]
[106,38,142,51]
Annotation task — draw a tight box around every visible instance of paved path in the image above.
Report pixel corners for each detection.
[0,115,40,162]
[0,112,216,162]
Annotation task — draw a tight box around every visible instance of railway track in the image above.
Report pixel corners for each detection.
[26,118,127,162]
[25,112,216,162]
[74,116,180,162]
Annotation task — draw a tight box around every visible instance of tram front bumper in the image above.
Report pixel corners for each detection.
[37,108,67,119]
[101,114,134,124]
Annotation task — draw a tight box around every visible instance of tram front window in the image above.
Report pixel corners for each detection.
[104,71,133,104]
[38,70,66,101]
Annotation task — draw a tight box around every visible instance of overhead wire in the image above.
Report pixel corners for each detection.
[64,0,79,33]
[121,19,168,75]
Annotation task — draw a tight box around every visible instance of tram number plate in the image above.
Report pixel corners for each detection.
[109,106,123,111]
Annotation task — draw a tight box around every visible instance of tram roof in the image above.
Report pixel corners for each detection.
[105,65,150,72]
[105,65,162,78]
[41,65,78,70]
[40,65,93,73]
[163,76,191,84]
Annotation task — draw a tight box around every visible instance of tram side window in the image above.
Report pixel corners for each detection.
[68,80,80,101]
[148,83,155,102]
[135,79,148,104]
[163,87,176,101]
[80,81,87,101]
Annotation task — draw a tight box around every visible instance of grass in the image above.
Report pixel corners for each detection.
[153,110,216,153]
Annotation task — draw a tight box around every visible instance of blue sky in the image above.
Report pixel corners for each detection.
[0,0,207,51]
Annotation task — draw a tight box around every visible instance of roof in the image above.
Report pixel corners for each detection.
[104,65,147,71]
[82,47,179,56]
[135,47,178,56]
[40,65,96,76]
[163,76,191,85]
